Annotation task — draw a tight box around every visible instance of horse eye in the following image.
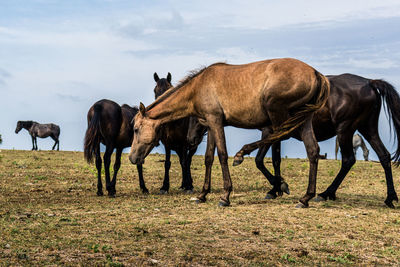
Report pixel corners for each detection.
[134,128,139,134]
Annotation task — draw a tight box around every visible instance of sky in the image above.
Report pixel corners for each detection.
[1,0,400,161]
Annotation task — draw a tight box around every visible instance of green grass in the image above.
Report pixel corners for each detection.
[0,149,399,266]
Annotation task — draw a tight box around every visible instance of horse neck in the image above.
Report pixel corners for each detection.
[147,83,194,124]
[22,121,35,130]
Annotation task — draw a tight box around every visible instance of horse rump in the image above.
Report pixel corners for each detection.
[84,103,102,163]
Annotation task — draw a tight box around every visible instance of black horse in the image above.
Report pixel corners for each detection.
[15,121,60,150]
[252,74,400,208]
[84,99,147,197]
[153,72,204,193]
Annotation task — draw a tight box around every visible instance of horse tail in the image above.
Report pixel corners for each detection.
[84,103,102,163]
[266,70,330,142]
[369,79,400,165]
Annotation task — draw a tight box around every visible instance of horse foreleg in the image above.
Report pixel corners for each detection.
[316,132,355,202]
[179,147,195,192]
[31,135,35,150]
[177,149,187,190]
[209,121,232,207]
[185,147,197,192]
[160,148,171,194]
[137,164,148,193]
[297,116,319,208]
[266,142,290,198]
[197,130,215,203]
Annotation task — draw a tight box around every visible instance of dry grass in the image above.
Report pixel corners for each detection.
[0,149,399,266]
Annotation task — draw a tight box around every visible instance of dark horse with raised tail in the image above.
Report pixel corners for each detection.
[15,121,60,150]
[153,72,204,193]
[130,58,329,208]
[252,74,400,208]
[84,99,148,197]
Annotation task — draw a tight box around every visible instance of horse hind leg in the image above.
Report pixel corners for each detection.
[95,145,103,196]
[103,145,115,197]
[51,135,58,150]
[31,135,35,150]
[359,128,398,208]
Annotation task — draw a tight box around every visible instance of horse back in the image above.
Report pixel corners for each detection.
[193,58,323,128]
[327,74,377,127]
[88,99,123,145]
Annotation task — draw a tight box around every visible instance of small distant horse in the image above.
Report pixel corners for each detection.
[252,74,399,208]
[130,58,329,208]
[84,99,147,197]
[153,72,205,193]
[0,134,2,144]
[15,121,60,150]
[335,134,369,161]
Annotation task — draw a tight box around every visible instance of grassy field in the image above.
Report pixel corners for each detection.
[0,149,399,266]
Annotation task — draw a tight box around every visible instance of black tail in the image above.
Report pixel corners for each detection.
[84,104,102,163]
[370,80,400,165]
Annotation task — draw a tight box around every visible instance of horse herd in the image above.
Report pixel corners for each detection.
[15,58,400,209]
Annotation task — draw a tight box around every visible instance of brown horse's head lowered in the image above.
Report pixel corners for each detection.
[129,103,162,164]
[128,58,330,207]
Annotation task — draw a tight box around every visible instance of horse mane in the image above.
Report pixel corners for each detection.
[146,62,227,111]
[19,120,36,127]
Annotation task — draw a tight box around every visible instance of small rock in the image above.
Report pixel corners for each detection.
[5,244,10,249]
[149,258,159,264]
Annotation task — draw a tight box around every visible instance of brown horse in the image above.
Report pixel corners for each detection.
[252,74,400,208]
[15,121,60,150]
[84,99,147,197]
[153,72,203,193]
[129,58,330,207]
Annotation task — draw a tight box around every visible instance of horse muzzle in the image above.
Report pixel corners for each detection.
[129,153,145,165]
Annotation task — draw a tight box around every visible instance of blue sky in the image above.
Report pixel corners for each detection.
[1,0,400,160]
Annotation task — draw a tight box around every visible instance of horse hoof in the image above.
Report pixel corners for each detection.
[314,195,327,202]
[142,189,149,194]
[281,182,290,195]
[384,199,396,209]
[108,194,116,198]
[218,199,230,207]
[265,193,276,200]
[97,191,103,196]
[295,202,308,208]
[159,189,168,195]
[185,189,194,194]
[232,155,244,166]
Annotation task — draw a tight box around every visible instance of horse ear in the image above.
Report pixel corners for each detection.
[154,72,160,82]
[139,102,146,116]
[167,72,172,83]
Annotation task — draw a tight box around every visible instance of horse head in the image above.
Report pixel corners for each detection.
[129,103,162,165]
[15,121,23,134]
[153,72,172,99]
[187,117,207,148]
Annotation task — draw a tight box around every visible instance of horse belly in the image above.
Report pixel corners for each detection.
[223,106,269,128]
